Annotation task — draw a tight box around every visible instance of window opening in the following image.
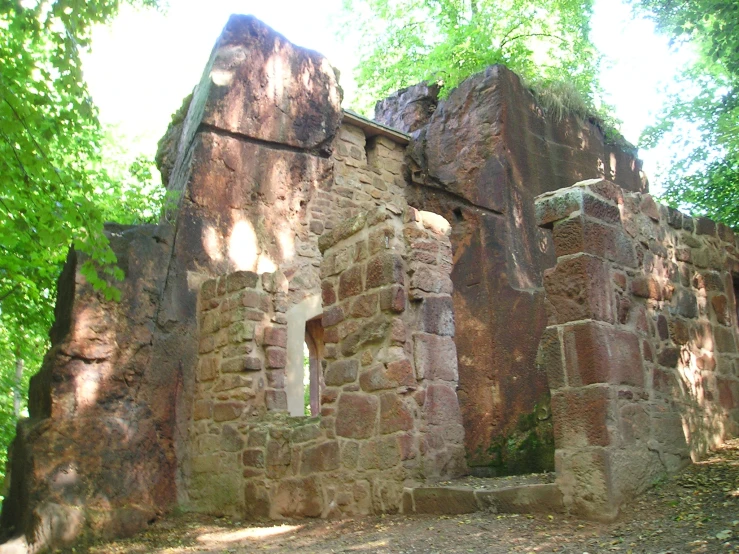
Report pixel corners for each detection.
[304,318,324,417]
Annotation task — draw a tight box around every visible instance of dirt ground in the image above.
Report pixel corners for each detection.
[64,439,739,554]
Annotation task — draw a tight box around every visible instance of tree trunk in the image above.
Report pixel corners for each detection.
[14,351,23,418]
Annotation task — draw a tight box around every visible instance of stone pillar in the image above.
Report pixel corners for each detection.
[536,178,739,520]
[535,181,653,521]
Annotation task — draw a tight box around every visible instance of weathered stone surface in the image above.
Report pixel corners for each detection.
[340,315,391,356]
[366,253,404,290]
[1,225,177,549]
[199,15,341,151]
[300,441,340,474]
[413,333,458,381]
[359,360,415,392]
[379,394,414,434]
[272,477,323,518]
[335,394,378,439]
[544,254,613,324]
[325,359,359,386]
[562,322,644,387]
[420,296,455,336]
[551,387,612,448]
[14,9,739,542]
[424,384,463,426]
[374,82,440,133]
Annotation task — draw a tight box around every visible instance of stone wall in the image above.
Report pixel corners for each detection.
[0,225,176,547]
[5,12,739,552]
[377,66,648,474]
[535,179,739,520]
[186,207,464,519]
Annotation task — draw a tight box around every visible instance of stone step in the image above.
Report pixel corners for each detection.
[401,474,564,516]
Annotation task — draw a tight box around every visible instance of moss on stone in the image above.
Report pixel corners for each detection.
[474,399,555,477]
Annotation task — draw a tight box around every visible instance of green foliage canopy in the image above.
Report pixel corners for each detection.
[633,0,739,228]
[341,0,603,114]
[0,0,162,495]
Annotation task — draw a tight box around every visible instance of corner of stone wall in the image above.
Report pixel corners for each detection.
[535,178,739,521]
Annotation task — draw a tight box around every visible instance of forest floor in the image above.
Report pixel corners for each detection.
[64,439,739,554]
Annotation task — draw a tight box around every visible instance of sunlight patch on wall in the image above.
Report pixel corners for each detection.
[228,219,259,270]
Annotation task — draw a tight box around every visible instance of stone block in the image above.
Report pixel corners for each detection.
[631,275,664,300]
[229,321,256,343]
[391,317,407,344]
[244,481,271,519]
[619,403,649,445]
[535,189,583,227]
[475,483,565,514]
[424,383,462,426]
[562,321,644,387]
[201,278,218,301]
[265,346,287,369]
[335,393,378,438]
[544,254,613,324]
[265,390,288,411]
[214,374,254,392]
[260,327,286,349]
[656,346,680,368]
[226,270,259,292]
[221,356,250,373]
[420,296,455,336]
[535,327,564,389]
[695,217,716,236]
[410,266,454,297]
[300,441,340,474]
[291,423,321,444]
[339,264,364,300]
[413,333,458,381]
[552,216,636,267]
[243,449,265,468]
[322,305,345,328]
[244,357,263,371]
[674,289,698,319]
[711,294,732,326]
[551,387,612,448]
[555,448,615,521]
[272,477,323,518]
[351,292,379,318]
[366,253,404,290]
[717,376,739,409]
[376,435,402,469]
[242,290,269,311]
[340,314,391,356]
[265,439,291,473]
[360,360,415,391]
[639,194,660,221]
[666,207,683,229]
[379,285,406,313]
[193,401,212,421]
[410,487,479,515]
[325,359,359,386]
[310,219,324,235]
[221,425,245,452]
[380,393,414,434]
[714,326,737,353]
[213,402,245,422]
[197,356,219,382]
[322,281,336,306]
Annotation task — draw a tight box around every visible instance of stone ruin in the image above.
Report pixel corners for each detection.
[1,13,738,552]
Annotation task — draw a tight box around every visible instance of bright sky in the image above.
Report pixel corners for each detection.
[83,0,695,192]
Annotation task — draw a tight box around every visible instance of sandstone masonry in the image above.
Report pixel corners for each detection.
[1,13,737,554]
